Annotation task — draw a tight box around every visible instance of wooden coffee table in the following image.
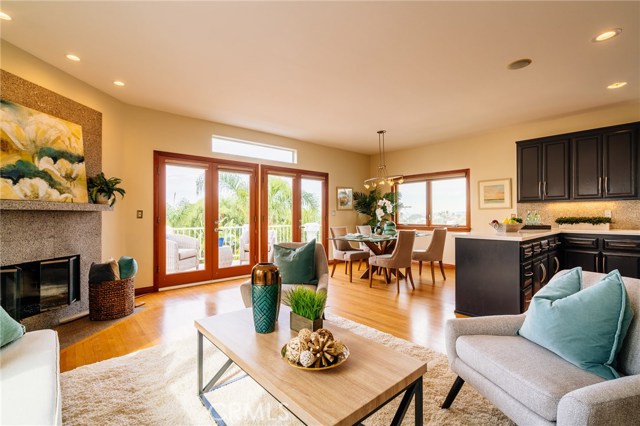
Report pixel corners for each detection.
[195,307,427,425]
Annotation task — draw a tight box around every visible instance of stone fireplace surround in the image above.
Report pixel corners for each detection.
[0,70,105,330]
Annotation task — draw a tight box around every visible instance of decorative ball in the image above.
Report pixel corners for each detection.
[333,339,345,355]
[286,337,303,363]
[309,332,318,342]
[299,350,315,368]
[298,328,312,344]
[316,328,334,340]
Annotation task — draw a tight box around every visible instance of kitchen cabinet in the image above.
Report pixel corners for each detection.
[517,122,639,202]
[562,234,640,278]
[573,124,638,199]
[517,138,570,202]
[455,235,561,316]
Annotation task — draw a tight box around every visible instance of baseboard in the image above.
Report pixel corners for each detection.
[135,286,155,296]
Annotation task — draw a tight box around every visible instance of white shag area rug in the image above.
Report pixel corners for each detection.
[61,315,513,425]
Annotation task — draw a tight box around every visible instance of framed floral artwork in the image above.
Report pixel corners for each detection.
[336,187,353,210]
[478,178,511,209]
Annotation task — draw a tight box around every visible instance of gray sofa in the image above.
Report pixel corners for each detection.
[443,270,640,425]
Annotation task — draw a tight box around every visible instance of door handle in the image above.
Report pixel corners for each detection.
[214,228,219,232]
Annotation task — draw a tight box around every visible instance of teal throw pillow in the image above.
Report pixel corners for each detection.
[1,305,26,347]
[274,239,317,285]
[519,268,634,380]
[118,256,138,279]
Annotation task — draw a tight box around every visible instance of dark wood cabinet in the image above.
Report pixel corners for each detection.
[517,122,639,202]
[562,234,640,278]
[455,235,561,316]
[517,139,569,202]
[455,233,639,317]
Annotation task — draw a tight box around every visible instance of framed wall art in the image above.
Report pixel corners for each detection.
[478,178,511,209]
[336,187,353,210]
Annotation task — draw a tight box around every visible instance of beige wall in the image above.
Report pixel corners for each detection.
[380,101,640,264]
[1,41,128,263]
[2,41,369,288]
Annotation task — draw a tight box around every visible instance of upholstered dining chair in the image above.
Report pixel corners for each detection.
[357,225,373,257]
[369,230,416,293]
[330,227,370,282]
[412,228,447,285]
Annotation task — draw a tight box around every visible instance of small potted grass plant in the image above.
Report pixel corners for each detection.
[284,287,327,332]
[555,216,612,231]
[87,172,125,206]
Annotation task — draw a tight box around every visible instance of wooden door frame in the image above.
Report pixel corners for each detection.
[260,165,329,260]
[154,151,258,289]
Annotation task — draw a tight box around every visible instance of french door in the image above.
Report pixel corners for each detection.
[154,152,257,288]
[260,165,328,261]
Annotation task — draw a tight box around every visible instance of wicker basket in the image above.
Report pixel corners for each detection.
[89,277,135,321]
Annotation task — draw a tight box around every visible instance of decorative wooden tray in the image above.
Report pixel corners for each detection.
[281,344,350,371]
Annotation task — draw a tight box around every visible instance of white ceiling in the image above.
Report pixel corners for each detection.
[1,1,638,154]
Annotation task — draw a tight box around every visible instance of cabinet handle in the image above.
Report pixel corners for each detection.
[602,256,606,272]
[598,177,602,195]
[539,263,547,283]
[543,181,547,196]
[538,181,542,198]
[524,272,534,277]
[553,257,560,274]
[607,242,638,248]
[595,256,599,272]
[604,176,608,195]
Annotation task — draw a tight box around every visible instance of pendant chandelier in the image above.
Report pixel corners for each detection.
[363,130,404,189]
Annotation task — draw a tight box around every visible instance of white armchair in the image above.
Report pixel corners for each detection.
[166,234,200,273]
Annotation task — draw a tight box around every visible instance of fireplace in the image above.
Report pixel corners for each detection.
[0,255,80,321]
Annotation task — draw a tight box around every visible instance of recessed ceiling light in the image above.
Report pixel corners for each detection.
[607,82,627,89]
[0,11,12,21]
[507,58,533,70]
[593,28,622,42]
[65,54,81,62]
[113,81,126,87]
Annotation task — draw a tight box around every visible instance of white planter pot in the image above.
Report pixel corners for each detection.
[559,223,610,231]
[94,194,112,205]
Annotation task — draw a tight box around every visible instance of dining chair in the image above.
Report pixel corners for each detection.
[368,230,416,293]
[329,227,370,282]
[356,225,374,262]
[412,227,447,285]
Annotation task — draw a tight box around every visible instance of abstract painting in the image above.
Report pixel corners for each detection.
[478,178,511,209]
[0,99,89,202]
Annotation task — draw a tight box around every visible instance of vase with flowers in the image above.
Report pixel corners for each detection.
[375,198,396,235]
[353,189,399,232]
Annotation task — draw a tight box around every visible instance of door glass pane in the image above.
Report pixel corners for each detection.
[398,181,427,225]
[432,177,467,226]
[268,175,293,247]
[165,164,206,274]
[218,170,251,268]
[301,178,323,243]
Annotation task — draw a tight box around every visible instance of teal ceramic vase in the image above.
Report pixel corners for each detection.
[384,221,397,236]
[251,263,281,334]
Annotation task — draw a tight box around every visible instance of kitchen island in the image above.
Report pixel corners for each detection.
[453,229,640,316]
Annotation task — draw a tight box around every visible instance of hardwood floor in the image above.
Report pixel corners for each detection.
[60,264,456,373]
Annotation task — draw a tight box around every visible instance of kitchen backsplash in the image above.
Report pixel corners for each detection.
[518,200,640,230]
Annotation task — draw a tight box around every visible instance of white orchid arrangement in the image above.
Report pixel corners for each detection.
[375,198,394,222]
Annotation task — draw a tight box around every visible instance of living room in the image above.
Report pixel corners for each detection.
[1,2,639,425]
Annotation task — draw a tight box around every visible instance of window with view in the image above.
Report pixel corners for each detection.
[396,169,469,230]
[212,136,297,164]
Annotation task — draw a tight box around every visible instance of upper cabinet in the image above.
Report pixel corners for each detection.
[517,122,639,203]
[517,138,570,202]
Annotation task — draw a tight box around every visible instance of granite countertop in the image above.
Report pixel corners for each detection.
[453,228,640,242]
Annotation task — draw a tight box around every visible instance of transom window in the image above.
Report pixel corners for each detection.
[212,136,297,164]
[396,169,470,231]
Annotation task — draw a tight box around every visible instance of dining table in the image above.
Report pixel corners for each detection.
[330,230,433,281]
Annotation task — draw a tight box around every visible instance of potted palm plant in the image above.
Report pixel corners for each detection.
[87,172,126,206]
